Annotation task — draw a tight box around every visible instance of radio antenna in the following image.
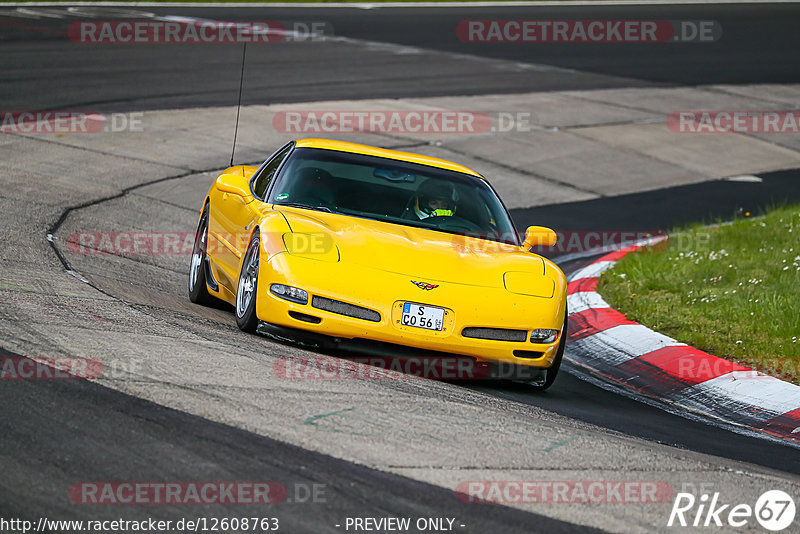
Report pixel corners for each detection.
[230,41,247,168]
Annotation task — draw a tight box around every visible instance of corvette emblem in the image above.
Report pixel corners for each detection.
[411,280,439,291]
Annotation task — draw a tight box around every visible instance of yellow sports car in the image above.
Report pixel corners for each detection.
[189,139,567,389]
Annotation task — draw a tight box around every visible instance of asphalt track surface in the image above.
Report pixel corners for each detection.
[0,347,605,534]
[2,3,800,533]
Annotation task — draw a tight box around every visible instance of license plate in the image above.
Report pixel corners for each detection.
[401,302,444,331]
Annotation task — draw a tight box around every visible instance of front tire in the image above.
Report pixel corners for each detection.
[529,310,568,392]
[236,231,261,333]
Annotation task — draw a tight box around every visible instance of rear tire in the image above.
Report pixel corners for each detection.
[188,205,213,305]
[236,232,261,333]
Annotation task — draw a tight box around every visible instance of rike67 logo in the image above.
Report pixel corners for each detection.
[668,490,796,531]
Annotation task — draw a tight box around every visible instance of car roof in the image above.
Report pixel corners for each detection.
[294,138,484,179]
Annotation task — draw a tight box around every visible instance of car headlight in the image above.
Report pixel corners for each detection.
[530,329,559,344]
[270,284,308,304]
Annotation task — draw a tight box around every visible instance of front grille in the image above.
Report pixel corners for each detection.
[312,296,381,322]
[461,327,527,342]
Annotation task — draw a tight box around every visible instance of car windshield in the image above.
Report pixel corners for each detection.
[268,147,519,245]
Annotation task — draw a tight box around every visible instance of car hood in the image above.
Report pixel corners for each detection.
[278,208,545,288]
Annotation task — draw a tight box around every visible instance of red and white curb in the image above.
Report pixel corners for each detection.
[565,237,800,445]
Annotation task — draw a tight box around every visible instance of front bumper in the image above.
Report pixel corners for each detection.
[256,252,566,369]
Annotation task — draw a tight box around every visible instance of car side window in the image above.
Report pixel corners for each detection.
[253,143,293,199]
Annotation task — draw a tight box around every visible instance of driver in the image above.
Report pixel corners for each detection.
[412,180,457,220]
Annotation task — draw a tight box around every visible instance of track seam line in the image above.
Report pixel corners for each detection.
[437,143,603,196]
[41,161,280,357]
[378,465,717,471]
[564,88,800,159]
[130,191,203,212]
[46,167,224,303]
[4,131,192,170]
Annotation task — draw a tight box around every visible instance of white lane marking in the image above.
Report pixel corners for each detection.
[567,290,608,314]
[726,175,763,182]
[568,260,614,282]
[154,14,316,41]
[678,371,800,417]
[0,6,156,18]
[570,324,683,365]
[319,32,579,74]
[0,7,66,18]
[99,11,578,75]
[67,6,155,17]
[4,1,797,7]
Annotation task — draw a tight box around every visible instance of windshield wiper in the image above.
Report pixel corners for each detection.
[276,202,333,213]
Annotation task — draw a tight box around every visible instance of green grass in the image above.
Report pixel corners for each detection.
[597,205,800,384]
